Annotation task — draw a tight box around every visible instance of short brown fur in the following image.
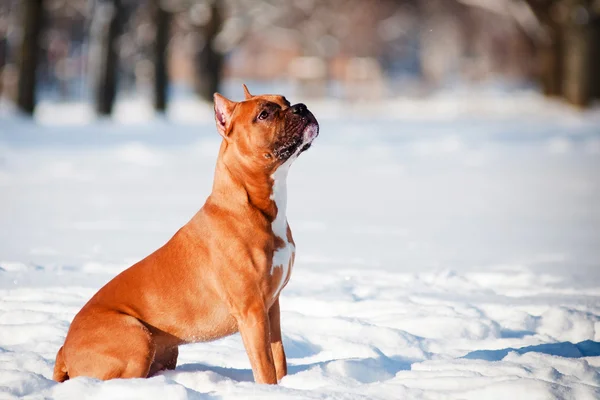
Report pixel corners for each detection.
[53,87,318,384]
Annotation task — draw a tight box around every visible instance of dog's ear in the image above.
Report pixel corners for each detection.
[213,93,236,139]
[242,84,253,100]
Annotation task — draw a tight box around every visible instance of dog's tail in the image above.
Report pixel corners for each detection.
[53,346,69,382]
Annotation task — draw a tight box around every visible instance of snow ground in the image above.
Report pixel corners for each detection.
[1,91,600,399]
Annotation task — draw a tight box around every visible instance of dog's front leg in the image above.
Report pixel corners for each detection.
[235,303,277,384]
[269,298,287,381]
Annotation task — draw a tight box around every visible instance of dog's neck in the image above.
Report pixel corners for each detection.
[211,142,287,223]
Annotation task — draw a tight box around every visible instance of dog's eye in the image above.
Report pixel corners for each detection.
[258,110,269,120]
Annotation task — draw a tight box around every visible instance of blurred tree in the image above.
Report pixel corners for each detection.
[561,0,599,107]
[0,14,6,98]
[193,0,224,102]
[152,0,170,112]
[525,0,600,106]
[592,5,600,101]
[0,0,10,99]
[524,1,565,97]
[89,0,123,116]
[17,0,44,115]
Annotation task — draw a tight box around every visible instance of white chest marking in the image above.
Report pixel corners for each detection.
[269,124,317,299]
[269,156,297,299]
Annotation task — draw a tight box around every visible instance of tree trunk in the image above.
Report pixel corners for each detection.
[194,0,224,102]
[589,14,600,101]
[0,0,7,99]
[539,26,563,97]
[562,9,592,107]
[17,0,44,115]
[521,0,565,98]
[90,0,122,116]
[0,34,6,98]
[153,0,170,113]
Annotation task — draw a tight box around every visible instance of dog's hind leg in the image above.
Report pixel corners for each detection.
[53,346,69,382]
[63,312,156,380]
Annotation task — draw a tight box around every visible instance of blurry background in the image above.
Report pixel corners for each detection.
[0,0,599,114]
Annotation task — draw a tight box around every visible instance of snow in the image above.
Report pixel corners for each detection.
[1,91,600,399]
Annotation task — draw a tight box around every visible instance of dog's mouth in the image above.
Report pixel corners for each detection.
[295,121,319,153]
[273,113,319,161]
[302,123,319,146]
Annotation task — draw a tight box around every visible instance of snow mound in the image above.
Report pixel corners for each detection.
[0,268,599,399]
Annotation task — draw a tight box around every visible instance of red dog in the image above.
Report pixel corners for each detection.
[53,85,319,384]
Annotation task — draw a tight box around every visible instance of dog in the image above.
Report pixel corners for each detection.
[53,85,319,384]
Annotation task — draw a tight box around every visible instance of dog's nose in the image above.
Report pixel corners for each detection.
[290,103,307,115]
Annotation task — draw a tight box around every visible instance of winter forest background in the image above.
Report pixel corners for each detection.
[1,0,600,113]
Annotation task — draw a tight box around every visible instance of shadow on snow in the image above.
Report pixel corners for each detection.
[462,340,600,361]
[173,352,415,385]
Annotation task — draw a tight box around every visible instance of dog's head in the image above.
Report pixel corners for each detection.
[213,85,319,173]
